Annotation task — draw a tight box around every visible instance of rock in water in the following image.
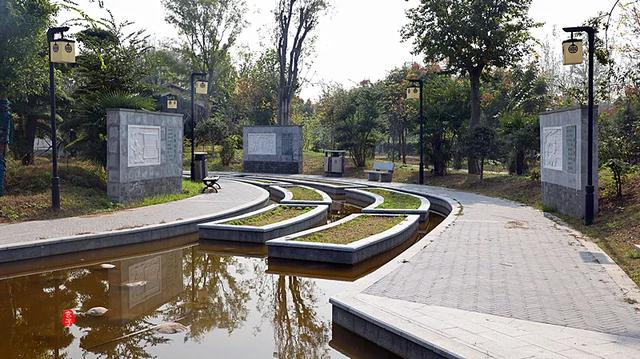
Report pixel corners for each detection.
[85,307,109,317]
[156,322,188,334]
[100,264,116,269]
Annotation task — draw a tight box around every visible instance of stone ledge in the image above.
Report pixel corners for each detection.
[0,185,270,263]
[270,185,333,206]
[346,188,431,222]
[266,214,420,264]
[198,204,328,243]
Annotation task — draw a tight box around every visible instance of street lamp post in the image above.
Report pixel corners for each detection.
[47,27,75,210]
[563,26,596,225]
[407,79,425,185]
[190,72,207,181]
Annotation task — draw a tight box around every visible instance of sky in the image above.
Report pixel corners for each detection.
[61,0,619,99]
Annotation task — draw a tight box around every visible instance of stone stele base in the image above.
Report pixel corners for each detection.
[539,107,598,219]
[107,108,184,203]
[243,126,303,174]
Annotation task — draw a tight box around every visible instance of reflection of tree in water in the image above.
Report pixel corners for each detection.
[162,249,252,342]
[254,260,331,359]
[0,273,76,359]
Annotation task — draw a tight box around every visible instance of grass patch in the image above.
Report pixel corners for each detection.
[0,158,202,223]
[296,215,406,245]
[128,180,202,207]
[225,206,312,227]
[289,186,323,201]
[559,169,640,286]
[365,188,421,209]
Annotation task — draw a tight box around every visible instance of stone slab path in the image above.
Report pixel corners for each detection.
[277,175,640,358]
[0,179,265,244]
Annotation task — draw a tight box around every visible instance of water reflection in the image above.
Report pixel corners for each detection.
[256,274,331,358]
[0,213,444,358]
[0,243,348,358]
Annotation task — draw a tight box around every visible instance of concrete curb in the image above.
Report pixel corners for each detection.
[0,180,270,263]
[229,176,291,190]
[266,214,420,264]
[270,185,333,206]
[346,187,431,222]
[198,204,328,243]
[245,175,367,198]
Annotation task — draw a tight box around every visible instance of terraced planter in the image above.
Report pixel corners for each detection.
[266,214,420,264]
[198,204,328,243]
[270,185,333,206]
[346,188,431,222]
[231,177,291,189]
[248,176,366,198]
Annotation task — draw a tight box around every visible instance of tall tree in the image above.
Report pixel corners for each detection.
[423,75,469,176]
[62,16,154,166]
[163,0,247,113]
[0,0,56,195]
[402,0,536,174]
[332,82,384,168]
[233,49,279,126]
[275,0,327,125]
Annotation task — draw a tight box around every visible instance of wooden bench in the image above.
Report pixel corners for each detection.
[364,161,395,182]
[202,176,221,193]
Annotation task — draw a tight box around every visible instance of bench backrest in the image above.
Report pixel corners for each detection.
[372,161,394,172]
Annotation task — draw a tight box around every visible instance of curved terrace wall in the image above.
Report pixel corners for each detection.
[346,188,431,222]
[247,176,367,198]
[198,204,328,243]
[0,180,270,263]
[266,214,420,264]
[270,185,333,206]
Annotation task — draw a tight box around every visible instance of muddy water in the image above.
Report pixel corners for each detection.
[0,214,443,359]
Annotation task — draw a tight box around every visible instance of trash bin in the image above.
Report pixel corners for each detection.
[193,152,208,181]
[323,150,346,177]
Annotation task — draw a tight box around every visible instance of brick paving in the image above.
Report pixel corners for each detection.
[364,183,640,338]
[0,179,266,244]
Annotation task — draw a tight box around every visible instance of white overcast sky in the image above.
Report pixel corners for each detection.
[61,0,618,99]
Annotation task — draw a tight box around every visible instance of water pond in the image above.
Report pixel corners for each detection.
[0,213,443,359]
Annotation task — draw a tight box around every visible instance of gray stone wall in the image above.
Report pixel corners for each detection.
[243,126,303,174]
[107,109,184,203]
[540,107,598,218]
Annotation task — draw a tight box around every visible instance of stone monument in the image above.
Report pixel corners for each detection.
[243,126,303,174]
[107,109,183,203]
[539,107,598,218]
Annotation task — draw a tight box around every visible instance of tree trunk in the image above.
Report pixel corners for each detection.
[432,132,446,176]
[515,150,526,176]
[277,88,288,125]
[480,156,485,180]
[12,115,37,165]
[390,135,396,162]
[0,96,10,196]
[468,67,482,174]
[401,129,407,164]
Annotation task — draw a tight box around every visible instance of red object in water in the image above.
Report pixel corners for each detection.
[61,309,76,327]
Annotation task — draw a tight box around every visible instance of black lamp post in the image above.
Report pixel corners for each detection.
[47,26,75,210]
[190,72,207,181]
[563,26,596,225]
[407,79,425,185]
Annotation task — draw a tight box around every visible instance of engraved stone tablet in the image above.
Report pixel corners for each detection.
[128,256,162,307]
[128,125,161,167]
[565,125,577,174]
[166,127,178,163]
[247,133,277,155]
[542,127,563,171]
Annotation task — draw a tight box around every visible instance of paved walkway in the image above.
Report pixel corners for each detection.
[277,175,640,358]
[0,178,265,244]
